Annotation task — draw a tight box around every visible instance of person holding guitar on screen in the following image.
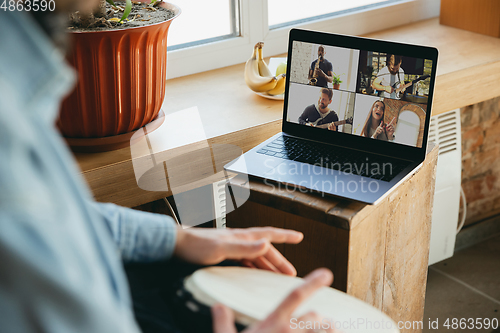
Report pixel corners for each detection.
[298,88,339,131]
[371,54,406,99]
[361,100,396,141]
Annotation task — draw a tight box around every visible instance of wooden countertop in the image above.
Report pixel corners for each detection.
[75,18,500,207]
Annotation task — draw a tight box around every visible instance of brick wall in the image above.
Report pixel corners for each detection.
[461,96,500,226]
[290,41,312,85]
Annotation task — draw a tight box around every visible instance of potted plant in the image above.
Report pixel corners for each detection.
[58,0,180,152]
[332,72,343,90]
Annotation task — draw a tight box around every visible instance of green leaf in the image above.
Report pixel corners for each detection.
[150,0,158,4]
[119,0,132,23]
[106,0,117,7]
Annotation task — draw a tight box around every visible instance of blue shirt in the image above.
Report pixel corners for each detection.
[0,11,177,332]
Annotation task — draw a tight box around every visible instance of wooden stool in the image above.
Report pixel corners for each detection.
[227,143,438,333]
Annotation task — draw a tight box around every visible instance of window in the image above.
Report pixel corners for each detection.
[395,110,421,146]
[166,0,440,79]
[167,0,239,50]
[268,0,399,29]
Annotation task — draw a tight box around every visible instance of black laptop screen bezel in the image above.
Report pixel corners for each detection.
[282,28,439,163]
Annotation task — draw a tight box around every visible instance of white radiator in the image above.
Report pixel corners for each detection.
[427,109,462,265]
[213,179,227,228]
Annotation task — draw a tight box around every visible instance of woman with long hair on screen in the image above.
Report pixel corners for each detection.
[361,100,395,141]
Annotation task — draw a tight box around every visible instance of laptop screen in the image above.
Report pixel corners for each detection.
[285,40,434,149]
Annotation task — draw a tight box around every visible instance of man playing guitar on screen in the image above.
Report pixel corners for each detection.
[298,88,349,131]
[371,54,405,99]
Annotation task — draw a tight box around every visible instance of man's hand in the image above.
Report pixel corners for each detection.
[384,85,394,94]
[212,268,335,333]
[327,122,337,131]
[315,68,326,79]
[174,227,303,276]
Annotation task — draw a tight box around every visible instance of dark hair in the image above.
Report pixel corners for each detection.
[386,54,403,66]
[320,88,333,100]
[362,100,386,138]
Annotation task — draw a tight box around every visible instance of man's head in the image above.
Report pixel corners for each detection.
[318,88,333,111]
[386,54,403,75]
[318,46,325,60]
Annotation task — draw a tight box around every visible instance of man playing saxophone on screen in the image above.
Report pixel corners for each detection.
[308,45,333,88]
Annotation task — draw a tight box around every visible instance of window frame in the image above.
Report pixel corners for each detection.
[166,0,440,79]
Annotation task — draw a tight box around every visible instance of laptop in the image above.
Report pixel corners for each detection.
[225,28,438,204]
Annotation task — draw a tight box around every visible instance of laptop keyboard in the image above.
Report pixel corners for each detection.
[257,136,410,182]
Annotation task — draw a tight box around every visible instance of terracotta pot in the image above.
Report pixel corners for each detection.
[333,83,340,90]
[58,1,180,141]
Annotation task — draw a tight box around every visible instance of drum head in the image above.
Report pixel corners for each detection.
[184,267,400,333]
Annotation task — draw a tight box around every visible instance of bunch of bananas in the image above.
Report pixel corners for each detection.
[244,42,286,96]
